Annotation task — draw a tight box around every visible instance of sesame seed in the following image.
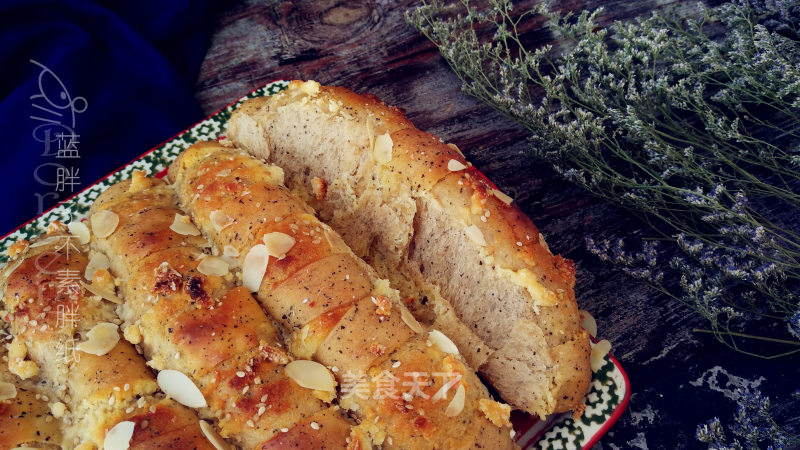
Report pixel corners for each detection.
[311,421,320,430]
[236,371,246,377]
[281,427,289,433]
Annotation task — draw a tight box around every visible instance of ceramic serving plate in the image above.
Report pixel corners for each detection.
[0,80,630,449]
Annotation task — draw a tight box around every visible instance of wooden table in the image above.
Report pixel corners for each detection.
[193,1,797,447]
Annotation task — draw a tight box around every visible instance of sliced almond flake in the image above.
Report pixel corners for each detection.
[220,245,240,268]
[0,381,16,401]
[538,232,550,252]
[447,159,468,172]
[223,245,239,258]
[444,384,466,417]
[157,369,207,408]
[84,253,110,280]
[428,330,459,354]
[374,133,393,164]
[323,226,348,252]
[262,232,296,259]
[590,339,612,371]
[77,323,119,356]
[400,307,424,334]
[446,142,465,158]
[285,360,336,392]
[67,221,90,245]
[169,214,201,236]
[29,235,62,248]
[210,210,235,232]
[579,309,598,338]
[4,257,24,279]
[242,244,269,292]
[464,225,486,247]
[104,421,135,450]
[80,281,123,304]
[199,420,231,450]
[490,188,513,205]
[197,256,229,277]
[91,210,120,238]
[216,169,232,177]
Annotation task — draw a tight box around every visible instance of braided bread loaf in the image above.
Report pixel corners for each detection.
[226,80,591,417]
[88,171,356,449]
[169,141,518,449]
[1,224,214,449]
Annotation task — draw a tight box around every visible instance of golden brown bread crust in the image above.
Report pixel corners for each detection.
[89,173,353,448]
[114,398,209,448]
[226,80,592,417]
[0,386,62,448]
[0,326,62,449]
[1,231,213,449]
[257,408,354,449]
[169,142,518,449]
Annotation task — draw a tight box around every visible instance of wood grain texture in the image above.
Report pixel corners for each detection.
[193,1,799,448]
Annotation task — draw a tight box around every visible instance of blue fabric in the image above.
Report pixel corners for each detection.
[0,0,218,236]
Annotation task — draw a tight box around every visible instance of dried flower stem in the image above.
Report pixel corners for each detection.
[407,0,800,357]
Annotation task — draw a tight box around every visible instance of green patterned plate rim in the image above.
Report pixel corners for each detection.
[0,80,630,449]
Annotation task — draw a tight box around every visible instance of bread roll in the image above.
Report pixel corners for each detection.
[0,223,214,449]
[88,172,357,449]
[226,80,591,417]
[0,323,63,449]
[169,141,518,449]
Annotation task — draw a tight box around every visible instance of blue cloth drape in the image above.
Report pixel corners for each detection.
[0,0,219,236]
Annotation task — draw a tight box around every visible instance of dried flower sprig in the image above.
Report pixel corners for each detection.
[407,0,800,357]
[696,386,800,449]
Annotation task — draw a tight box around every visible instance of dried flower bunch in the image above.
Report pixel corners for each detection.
[407,0,800,357]
[696,387,800,449]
